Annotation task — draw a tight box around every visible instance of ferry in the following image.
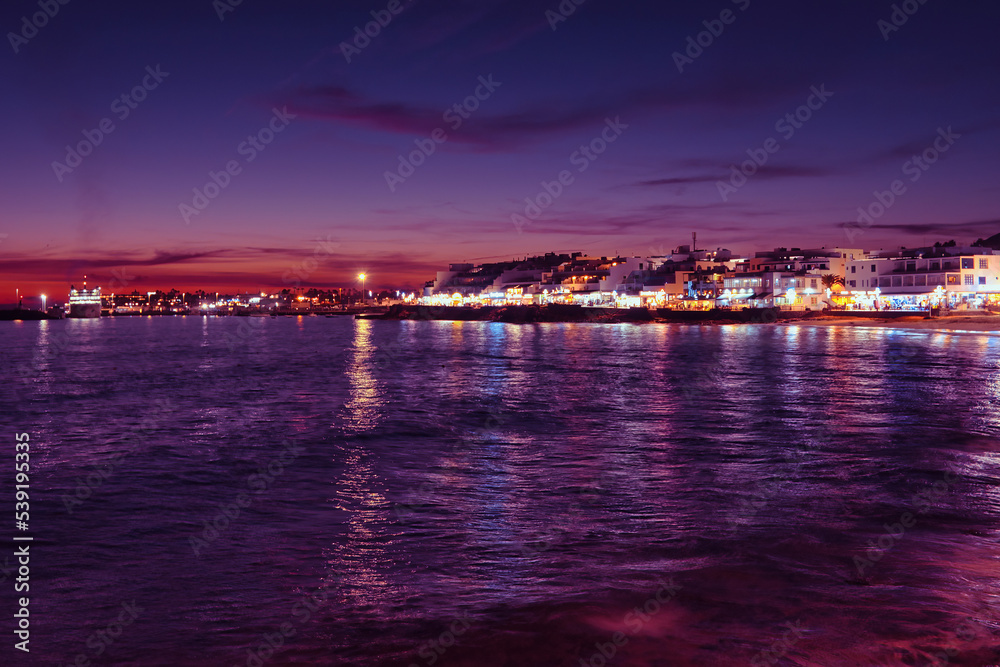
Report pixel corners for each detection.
[68,283,102,318]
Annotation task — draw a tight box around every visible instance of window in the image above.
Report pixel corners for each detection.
[964,274,974,285]
[979,276,987,285]
[980,259,989,269]
[851,266,857,274]
[810,279,817,289]
[810,297,818,305]
[871,264,876,272]
[906,262,916,272]
[930,261,940,270]
[849,280,856,287]
[962,258,975,269]
[947,274,961,285]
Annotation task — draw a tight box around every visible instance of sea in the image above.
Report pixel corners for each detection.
[2,316,999,666]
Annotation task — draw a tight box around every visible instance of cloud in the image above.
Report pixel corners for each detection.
[873,119,1000,163]
[634,176,719,187]
[0,250,228,275]
[836,219,1000,237]
[0,246,442,292]
[278,71,818,152]
[283,84,614,151]
[632,164,835,188]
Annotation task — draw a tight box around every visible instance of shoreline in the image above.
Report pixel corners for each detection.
[4,306,997,332]
[781,314,1000,332]
[367,304,1000,331]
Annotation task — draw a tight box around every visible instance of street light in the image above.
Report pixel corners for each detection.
[41,294,46,312]
[358,273,366,305]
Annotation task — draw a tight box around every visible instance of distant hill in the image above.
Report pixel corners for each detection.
[973,232,1000,250]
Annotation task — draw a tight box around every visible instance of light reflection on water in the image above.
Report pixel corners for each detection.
[2,317,999,666]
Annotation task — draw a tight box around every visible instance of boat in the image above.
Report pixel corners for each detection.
[68,283,102,318]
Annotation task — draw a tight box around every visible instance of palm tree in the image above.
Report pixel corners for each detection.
[821,274,844,289]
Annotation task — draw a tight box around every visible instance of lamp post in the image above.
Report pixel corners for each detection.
[358,273,366,305]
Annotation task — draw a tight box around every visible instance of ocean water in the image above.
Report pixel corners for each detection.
[2,316,1000,666]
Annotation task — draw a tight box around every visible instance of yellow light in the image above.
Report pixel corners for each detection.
[358,273,366,280]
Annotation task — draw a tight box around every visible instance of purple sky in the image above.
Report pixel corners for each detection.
[2,0,998,299]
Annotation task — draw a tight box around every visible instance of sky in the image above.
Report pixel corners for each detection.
[2,0,999,302]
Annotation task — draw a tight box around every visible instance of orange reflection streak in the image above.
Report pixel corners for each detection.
[324,319,399,610]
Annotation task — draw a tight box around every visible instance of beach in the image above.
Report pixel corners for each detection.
[788,313,1000,332]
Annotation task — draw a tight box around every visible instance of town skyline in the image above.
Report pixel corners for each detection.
[7,232,999,311]
[2,0,998,301]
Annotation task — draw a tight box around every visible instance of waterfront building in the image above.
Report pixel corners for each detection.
[845,246,1000,308]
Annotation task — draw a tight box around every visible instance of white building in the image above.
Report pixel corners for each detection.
[845,248,1000,307]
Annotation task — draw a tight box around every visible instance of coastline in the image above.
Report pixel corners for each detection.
[368,304,1000,331]
[783,314,1000,332]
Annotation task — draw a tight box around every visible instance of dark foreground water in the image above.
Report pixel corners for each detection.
[2,316,1000,666]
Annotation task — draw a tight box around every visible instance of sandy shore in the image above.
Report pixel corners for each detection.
[786,314,1000,332]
